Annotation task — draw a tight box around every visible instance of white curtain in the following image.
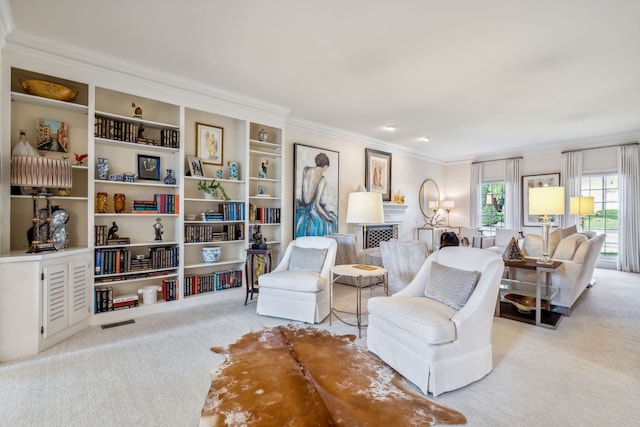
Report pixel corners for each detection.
[561,151,584,227]
[503,158,521,230]
[469,163,482,227]
[617,144,640,273]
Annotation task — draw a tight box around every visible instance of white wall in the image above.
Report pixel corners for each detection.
[284,126,446,243]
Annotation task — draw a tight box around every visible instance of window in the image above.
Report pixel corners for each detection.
[481,182,505,232]
[581,174,618,257]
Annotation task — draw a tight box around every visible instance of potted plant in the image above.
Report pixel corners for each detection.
[198,179,230,201]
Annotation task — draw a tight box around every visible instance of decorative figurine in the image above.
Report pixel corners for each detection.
[154,217,164,241]
[258,160,269,178]
[132,102,143,119]
[74,152,88,166]
[163,169,176,185]
[258,128,268,142]
[12,129,38,157]
[251,225,267,249]
[216,168,223,179]
[258,185,265,195]
[107,221,119,240]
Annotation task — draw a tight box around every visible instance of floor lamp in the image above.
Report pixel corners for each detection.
[11,155,73,253]
[528,186,564,265]
[346,191,384,270]
[570,196,595,230]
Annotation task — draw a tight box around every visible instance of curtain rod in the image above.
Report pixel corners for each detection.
[471,156,523,165]
[562,142,638,154]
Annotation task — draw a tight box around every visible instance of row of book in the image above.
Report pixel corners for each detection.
[94,278,178,313]
[94,116,180,148]
[94,290,139,313]
[216,203,245,221]
[131,194,179,214]
[94,245,179,275]
[184,269,243,296]
[184,223,244,243]
[249,206,281,224]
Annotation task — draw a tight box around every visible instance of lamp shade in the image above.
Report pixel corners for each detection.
[428,201,438,209]
[529,186,564,215]
[441,200,455,209]
[11,155,73,188]
[570,196,595,215]
[346,191,384,224]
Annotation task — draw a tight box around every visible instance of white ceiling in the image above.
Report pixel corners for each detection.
[6,0,640,162]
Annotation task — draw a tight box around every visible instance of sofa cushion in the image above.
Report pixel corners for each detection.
[548,228,562,256]
[494,228,520,247]
[288,246,327,273]
[561,225,578,238]
[259,271,325,292]
[424,262,480,311]
[522,234,543,257]
[369,296,457,344]
[553,233,588,260]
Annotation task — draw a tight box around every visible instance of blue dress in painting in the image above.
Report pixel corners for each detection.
[295,169,337,237]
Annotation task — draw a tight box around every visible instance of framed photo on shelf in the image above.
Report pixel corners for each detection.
[522,173,561,226]
[365,148,392,201]
[36,118,69,153]
[137,154,161,180]
[196,122,223,165]
[187,155,205,177]
[293,143,339,238]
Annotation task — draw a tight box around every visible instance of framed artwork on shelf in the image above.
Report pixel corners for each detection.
[137,154,161,181]
[293,143,339,238]
[188,155,205,177]
[522,173,561,226]
[365,148,392,201]
[36,118,69,152]
[196,122,223,165]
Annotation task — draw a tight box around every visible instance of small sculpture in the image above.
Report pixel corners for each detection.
[227,161,239,180]
[258,160,269,178]
[132,102,143,119]
[108,221,120,240]
[154,217,163,241]
[12,129,39,157]
[258,128,268,142]
[251,225,267,249]
[74,152,88,166]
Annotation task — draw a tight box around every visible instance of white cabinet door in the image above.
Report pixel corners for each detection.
[42,262,69,339]
[69,259,90,326]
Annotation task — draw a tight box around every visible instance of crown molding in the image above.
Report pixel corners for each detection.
[286,116,446,165]
[5,29,290,118]
[0,0,14,47]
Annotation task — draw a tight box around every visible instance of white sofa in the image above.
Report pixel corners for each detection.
[367,247,504,396]
[515,226,605,314]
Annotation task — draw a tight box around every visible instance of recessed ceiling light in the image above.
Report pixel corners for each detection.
[419,137,431,143]
[383,125,397,132]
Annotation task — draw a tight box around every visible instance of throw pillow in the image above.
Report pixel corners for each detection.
[288,246,328,273]
[424,262,481,311]
[553,234,588,260]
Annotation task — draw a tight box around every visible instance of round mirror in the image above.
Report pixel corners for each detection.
[418,179,440,218]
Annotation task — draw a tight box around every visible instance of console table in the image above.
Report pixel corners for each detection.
[498,258,563,329]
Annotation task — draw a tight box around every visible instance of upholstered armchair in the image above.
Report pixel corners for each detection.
[256,236,337,323]
[367,247,504,396]
[379,240,428,294]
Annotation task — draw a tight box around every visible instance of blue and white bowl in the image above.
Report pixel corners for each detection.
[202,246,222,263]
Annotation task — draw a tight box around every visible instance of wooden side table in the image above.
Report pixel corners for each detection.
[244,248,272,305]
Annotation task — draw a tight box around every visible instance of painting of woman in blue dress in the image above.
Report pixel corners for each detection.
[294,145,339,237]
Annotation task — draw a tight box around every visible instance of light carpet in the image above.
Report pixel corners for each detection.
[201,325,466,426]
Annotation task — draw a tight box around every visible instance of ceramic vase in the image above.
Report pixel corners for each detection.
[96,157,110,180]
[164,169,176,185]
[202,246,222,263]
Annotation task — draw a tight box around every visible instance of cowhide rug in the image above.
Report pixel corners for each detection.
[201,325,466,426]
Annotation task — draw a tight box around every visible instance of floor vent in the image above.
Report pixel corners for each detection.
[101,319,135,329]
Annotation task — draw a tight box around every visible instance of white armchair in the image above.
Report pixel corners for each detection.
[367,247,504,396]
[257,236,337,323]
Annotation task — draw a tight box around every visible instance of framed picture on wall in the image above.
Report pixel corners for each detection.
[365,148,392,201]
[293,143,339,238]
[522,173,560,226]
[196,122,223,165]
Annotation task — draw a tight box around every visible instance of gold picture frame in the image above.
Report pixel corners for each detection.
[196,122,223,165]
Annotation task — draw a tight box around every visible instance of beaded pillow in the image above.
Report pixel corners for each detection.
[288,246,328,273]
[424,262,480,311]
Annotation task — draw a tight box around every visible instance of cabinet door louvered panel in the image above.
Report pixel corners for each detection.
[69,260,90,325]
[42,264,68,339]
